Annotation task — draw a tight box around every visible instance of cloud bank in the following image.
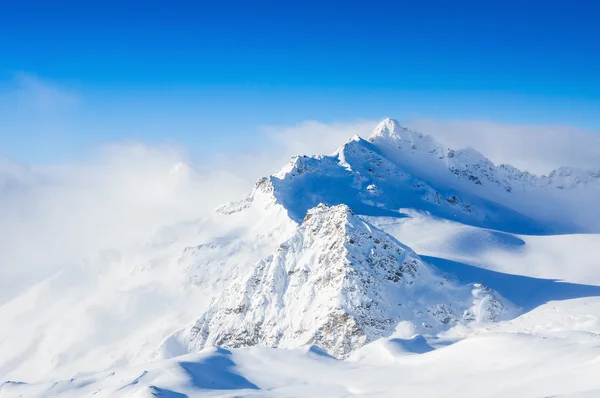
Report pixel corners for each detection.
[0,144,252,303]
[408,119,600,175]
[2,74,600,304]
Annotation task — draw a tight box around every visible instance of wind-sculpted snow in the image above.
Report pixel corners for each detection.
[172,204,516,358]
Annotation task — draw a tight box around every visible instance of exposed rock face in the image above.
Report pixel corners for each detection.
[176,204,516,358]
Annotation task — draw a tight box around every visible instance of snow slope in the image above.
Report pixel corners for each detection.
[5,297,600,398]
[167,204,514,358]
[263,118,600,233]
[2,118,600,397]
[0,184,296,382]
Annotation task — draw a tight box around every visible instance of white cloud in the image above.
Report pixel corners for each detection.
[0,73,83,160]
[12,72,80,113]
[205,119,379,186]
[0,144,248,303]
[406,119,600,174]
[263,119,377,158]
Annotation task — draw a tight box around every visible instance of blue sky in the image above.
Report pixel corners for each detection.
[1,0,599,162]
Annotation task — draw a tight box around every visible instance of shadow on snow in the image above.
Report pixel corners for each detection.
[423,256,600,312]
[178,348,259,391]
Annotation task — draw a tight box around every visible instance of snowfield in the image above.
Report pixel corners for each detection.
[4,305,600,398]
[2,119,600,397]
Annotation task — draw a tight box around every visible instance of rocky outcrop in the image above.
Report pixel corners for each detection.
[175,204,515,358]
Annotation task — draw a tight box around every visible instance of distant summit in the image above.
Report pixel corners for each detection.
[219,118,600,233]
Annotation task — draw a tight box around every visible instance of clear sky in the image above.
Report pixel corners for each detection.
[1,0,599,162]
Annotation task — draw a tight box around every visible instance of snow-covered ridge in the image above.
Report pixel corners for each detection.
[170,204,516,358]
[217,118,600,233]
[215,177,277,215]
[369,118,600,191]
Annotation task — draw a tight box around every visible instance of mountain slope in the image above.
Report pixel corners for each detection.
[268,136,546,233]
[166,204,516,358]
[369,118,600,193]
[0,188,297,383]
[234,118,599,234]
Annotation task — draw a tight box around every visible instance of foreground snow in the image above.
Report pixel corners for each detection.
[4,297,600,397]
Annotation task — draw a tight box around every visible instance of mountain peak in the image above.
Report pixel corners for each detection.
[370,118,406,140]
[303,202,353,223]
[368,118,436,152]
[173,203,515,358]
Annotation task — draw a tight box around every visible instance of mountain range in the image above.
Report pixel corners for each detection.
[2,119,600,398]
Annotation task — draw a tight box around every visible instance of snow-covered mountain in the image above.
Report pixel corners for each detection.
[220,118,599,236]
[168,204,514,358]
[2,118,600,397]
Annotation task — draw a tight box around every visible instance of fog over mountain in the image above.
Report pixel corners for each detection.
[2,119,600,398]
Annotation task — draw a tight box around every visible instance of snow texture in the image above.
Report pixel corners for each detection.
[173,204,514,358]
